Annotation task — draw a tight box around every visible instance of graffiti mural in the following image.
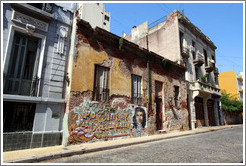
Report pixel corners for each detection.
[132,107,147,137]
[68,98,147,144]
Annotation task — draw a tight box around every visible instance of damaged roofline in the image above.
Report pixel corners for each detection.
[77,19,186,71]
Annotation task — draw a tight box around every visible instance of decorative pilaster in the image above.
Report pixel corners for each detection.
[203,96,210,126]
[189,90,199,129]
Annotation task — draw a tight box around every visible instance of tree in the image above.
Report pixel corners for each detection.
[221,90,243,112]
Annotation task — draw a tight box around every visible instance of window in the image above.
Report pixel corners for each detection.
[204,49,208,66]
[179,31,184,52]
[132,75,142,104]
[105,15,110,21]
[4,32,41,96]
[3,102,36,132]
[215,76,218,84]
[174,86,179,107]
[211,55,215,68]
[192,41,196,60]
[93,65,109,102]
[195,67,200,80]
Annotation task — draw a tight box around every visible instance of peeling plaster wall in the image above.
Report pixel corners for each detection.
[67,20,188,145]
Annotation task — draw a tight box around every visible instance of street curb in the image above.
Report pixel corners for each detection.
[7,126,241,163]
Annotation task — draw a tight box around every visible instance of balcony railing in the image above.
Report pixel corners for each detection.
[27,3,53,13]
[4,74,39,97]
[193,53,204,67]
[181,47,190,59]
[191,81,221,96]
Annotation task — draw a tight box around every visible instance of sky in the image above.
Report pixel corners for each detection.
[104,2,244,75]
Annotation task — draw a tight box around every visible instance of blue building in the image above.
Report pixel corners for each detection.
[2,3,76,151]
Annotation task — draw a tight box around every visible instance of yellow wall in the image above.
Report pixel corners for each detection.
[71,45,131,97]
[218,70,238,99]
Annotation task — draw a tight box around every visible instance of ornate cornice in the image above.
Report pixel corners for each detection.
[12,11,49,32]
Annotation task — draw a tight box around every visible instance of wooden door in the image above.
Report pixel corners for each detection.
[156,98,163,130]
[195,97,205,127]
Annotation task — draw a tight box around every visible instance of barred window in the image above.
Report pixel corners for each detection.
[93,65,109,102]
[3,102,36,132]
[132,75,142,104]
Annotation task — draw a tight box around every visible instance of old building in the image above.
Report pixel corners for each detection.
[63,19,189,145]
[124,10,223,129]
[218,71,243,101]
[2,3,76,151]
[77,3,111,31]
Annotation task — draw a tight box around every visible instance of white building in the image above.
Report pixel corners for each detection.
[77,3,110,31]
[125,10,223,130]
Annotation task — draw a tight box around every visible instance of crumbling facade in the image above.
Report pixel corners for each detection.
[64,19,189,145]
[125,10,223,129]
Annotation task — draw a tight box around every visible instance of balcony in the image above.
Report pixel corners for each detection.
[193,53,204,67]
[11,3,53,20]
[181,47,190,59]
[190,81,221,96]
[205,61,214,72]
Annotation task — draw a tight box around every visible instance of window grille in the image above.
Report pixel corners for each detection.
[132,75,142,104]
[93,65,109,102]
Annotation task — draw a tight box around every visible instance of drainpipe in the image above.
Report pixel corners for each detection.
[146,33,150,108]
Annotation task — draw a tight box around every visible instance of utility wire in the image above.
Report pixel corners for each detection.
[155,4,169,15]
[160,3,172,13]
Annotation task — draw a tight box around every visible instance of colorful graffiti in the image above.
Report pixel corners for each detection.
[68,98,147,144]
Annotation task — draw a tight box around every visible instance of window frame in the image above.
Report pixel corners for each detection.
[93,65,110,102]
[131,74,142,105]
[3,25,46,97]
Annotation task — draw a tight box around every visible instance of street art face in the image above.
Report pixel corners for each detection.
[132,107,147,137]
[68,98,147,144]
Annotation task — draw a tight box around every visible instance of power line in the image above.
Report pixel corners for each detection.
[110,15,130,34]
[161,3,172,13]
[155,4,169,15]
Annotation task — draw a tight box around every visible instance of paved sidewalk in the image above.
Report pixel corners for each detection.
[2,124,242,163]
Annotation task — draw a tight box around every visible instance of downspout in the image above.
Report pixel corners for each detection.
[146,33,150,108]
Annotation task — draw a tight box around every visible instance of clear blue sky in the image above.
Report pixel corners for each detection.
[104,2,244,75]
